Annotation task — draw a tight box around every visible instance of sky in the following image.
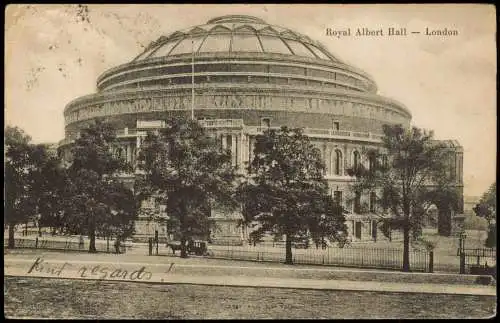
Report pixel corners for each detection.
[4,4,497,197]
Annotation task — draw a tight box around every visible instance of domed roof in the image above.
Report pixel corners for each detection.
[132,15,341,63]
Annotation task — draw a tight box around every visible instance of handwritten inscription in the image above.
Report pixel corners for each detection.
[26,257,175,283]
[78,265,152,281]
[27,257,69,276]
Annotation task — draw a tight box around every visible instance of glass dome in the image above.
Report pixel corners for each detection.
[132,15,340,62]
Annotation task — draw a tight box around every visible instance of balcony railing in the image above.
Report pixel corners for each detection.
[116,128,139,136]
[199,119,244,128]
[246,125,383,141]
[59,119,384,148]
[137,120,166,129]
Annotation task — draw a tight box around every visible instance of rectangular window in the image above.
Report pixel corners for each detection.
[355,221,362,239]
[333,121,340,130]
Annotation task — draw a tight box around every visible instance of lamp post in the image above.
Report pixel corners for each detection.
[459,232,467,252]
[459,232,467,274]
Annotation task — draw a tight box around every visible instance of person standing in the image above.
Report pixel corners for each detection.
[79,235,84,249]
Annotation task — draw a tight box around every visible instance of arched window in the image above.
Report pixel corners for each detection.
[353,150,360,172]
[368,154,376,171]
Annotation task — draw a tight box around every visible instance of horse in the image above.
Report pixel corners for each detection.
[166,242,183,255]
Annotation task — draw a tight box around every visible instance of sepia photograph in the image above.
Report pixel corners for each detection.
[4,4,497,319]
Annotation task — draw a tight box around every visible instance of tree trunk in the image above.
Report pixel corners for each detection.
[8,223,15,249]
[114,237,121,254]
[285,233,293,265]
[402,224,411,272]
[180,236,187,258]
[180,207,188,258]
[88,229,97,253]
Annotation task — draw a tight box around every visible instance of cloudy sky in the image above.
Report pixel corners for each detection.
[5,4,496,197]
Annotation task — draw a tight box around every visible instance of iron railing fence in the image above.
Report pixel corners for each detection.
[3,238,126,254]
[461,248,497,275]
[158,244,431,272]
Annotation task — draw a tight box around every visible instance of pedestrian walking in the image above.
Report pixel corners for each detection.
[114,237,121,254]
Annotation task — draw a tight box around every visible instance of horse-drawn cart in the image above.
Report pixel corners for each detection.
[167,239,209,256]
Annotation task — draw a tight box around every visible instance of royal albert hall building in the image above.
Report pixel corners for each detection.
[60,15,464,244]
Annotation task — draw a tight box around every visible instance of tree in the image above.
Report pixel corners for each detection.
[473,182,496,247]
[137,117,239,258]
[473,182,496,226]
[5,126,50,248]
[34,147,69,236]
[237,127,347,264]
[349,124,461,272]
[308,196,349,249]
[64,119,136,252]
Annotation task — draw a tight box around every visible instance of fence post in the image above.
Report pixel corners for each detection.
[148,238,152,256]
[35,237,38,249]
[429,251,434,273]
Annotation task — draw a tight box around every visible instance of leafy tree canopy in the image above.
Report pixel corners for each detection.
[137,117,239,257]
[63,119,136,252]
[238,126,347,263]
[349,124,462,271]
[473,182,496,224]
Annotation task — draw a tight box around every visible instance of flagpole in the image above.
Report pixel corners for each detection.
[191,36,195,120]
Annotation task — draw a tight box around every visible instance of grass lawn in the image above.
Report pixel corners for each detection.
[4,277,496,319]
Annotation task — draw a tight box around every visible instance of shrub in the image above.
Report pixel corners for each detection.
[485,224,496,248]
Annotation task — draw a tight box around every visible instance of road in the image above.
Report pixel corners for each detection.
[4,250,496,296]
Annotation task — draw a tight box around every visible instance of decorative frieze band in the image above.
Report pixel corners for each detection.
[65,93,409,125]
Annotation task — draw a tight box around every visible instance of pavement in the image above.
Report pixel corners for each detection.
[4,252,496,296]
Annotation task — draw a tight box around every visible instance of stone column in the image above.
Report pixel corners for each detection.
[131,146,136,168]
[458,152,464,185]
[136,135,142,150]
[241,133,247,172]
[222,134,227,150]
[326,146,332,175]
[239,132,244,171]
[231,134,237,167]
[125,144,130,164]
[248,137,254,165]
